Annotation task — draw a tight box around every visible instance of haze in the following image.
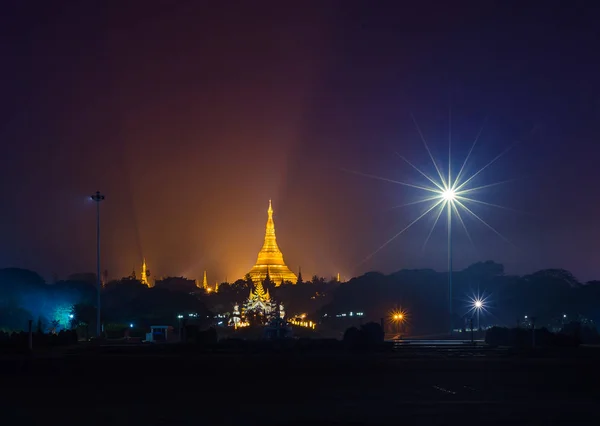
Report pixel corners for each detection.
[1,1,598,282]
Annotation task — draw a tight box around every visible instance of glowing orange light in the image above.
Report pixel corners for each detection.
[390,308,408,324]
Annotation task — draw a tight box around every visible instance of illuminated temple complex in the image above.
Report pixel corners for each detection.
[246,200,297,285]
[243,279,275,316]
[238,275,285,325]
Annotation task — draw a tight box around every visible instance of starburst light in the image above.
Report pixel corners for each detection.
[343,112,518,334]
[465,291,492,330]
[465,292,491,317]
[346,113,515,266]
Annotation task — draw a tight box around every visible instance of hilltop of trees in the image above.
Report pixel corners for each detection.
[0,268,210,333]
[1,261,599,337]
[319,261,600,335]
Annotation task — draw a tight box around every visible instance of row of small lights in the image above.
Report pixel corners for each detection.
[68,313,136,329]
[288,318,316,329]
[177,313,205,319]
[322,312,364,318]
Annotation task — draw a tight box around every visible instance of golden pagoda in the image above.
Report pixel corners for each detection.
[247,200,297,285]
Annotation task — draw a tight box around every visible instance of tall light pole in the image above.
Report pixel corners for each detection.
[393,313,404,335]
[474,299,483,330]
[91,191,105,337]
[390,308,407,338]
[349,115,515,340]
[442,189,455,334]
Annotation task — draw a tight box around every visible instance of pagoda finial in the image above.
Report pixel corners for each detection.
[262,200,277,248]
[202,270,208,289]
[254,280,266,298]
[141,258,149,286]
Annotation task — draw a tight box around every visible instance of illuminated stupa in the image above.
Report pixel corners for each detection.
[247,200,297,285]
[141,258,152,287]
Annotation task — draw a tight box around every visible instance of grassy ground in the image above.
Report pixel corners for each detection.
[2,345,600,425]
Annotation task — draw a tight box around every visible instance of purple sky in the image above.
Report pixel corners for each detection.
[1,1,599,282]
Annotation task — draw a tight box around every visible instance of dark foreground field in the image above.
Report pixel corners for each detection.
[2,345,600,425]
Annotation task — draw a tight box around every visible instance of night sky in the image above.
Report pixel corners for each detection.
[1,1,599,282]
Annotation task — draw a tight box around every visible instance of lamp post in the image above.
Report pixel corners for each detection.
[393,313,404,335]
[474,299,483,330]
[442,189,456,334]
[91,191,105,337]
[398,313,404,335]
[469,317,474,344]
[391,310,406,338]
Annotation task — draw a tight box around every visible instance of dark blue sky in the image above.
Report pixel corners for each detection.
[0,1,599,282]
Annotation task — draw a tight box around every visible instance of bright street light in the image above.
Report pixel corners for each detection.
[466,293,490,331]
[348,114,517,336]
[390,308,408,336]
[442,189,456,201]
[473,299,483,330]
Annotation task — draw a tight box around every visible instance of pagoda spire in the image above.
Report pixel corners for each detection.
[264,199,276,249]
[253,279,267,299]
[141,258,150,287]
[246,200,297,285]
[202,270,208,290]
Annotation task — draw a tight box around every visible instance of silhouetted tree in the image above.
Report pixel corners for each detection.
[361,322,384,343]
[67,273,96,286]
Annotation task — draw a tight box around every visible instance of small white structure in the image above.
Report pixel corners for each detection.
[144,325,172,343]
[229,303,242,327]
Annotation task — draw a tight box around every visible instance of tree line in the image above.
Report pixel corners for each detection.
[2,261,598,338]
